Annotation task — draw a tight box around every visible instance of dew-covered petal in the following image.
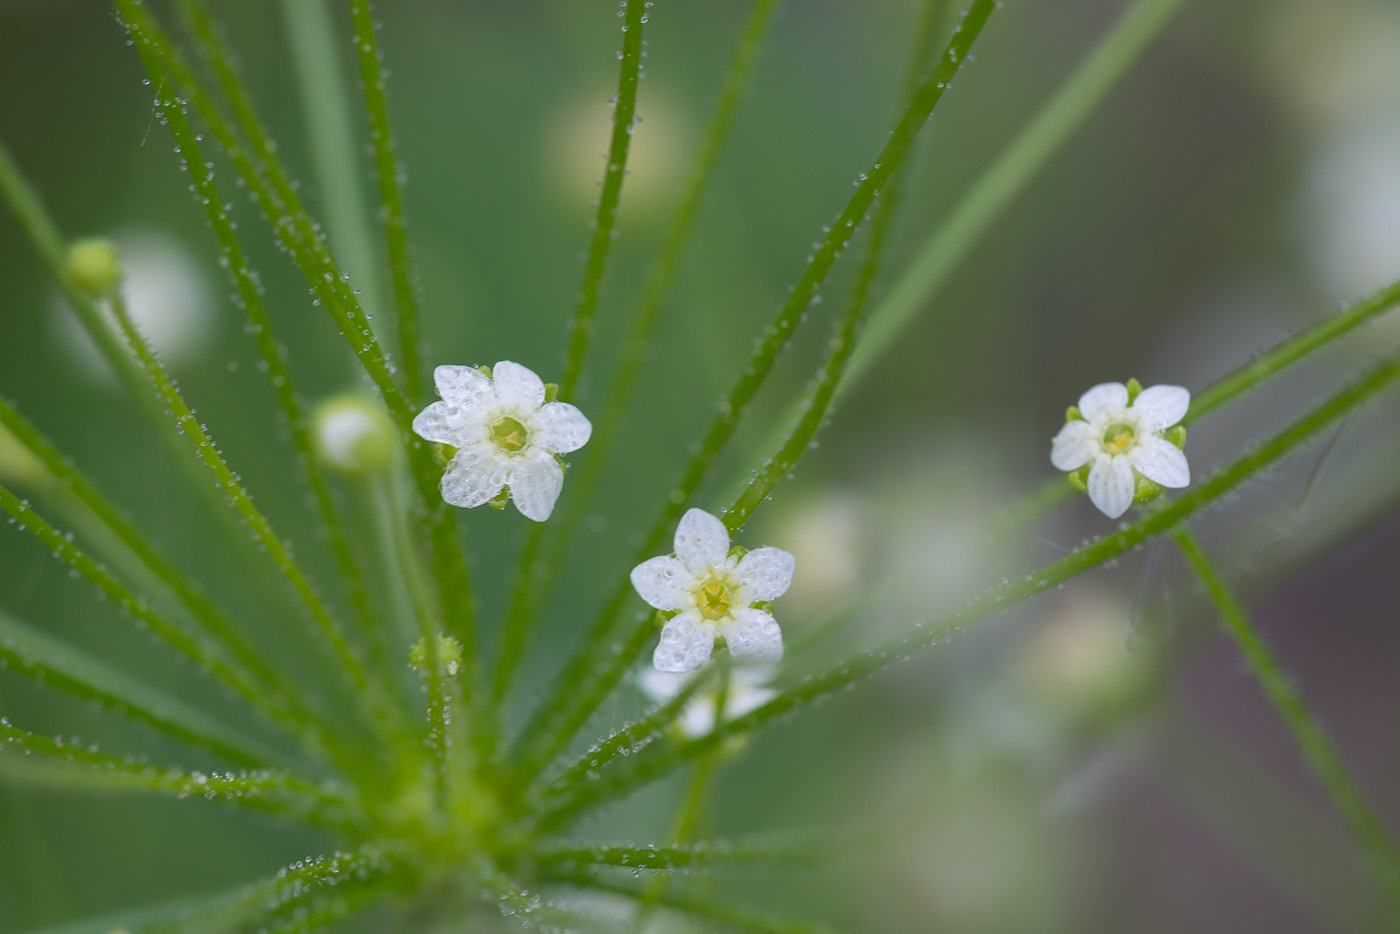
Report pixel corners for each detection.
[636,666,687,705]
[507,452,564,522]
[1050,419,1095,471]
[721,607,783,663]
[1131,384,1190,430]
[440,442,508,509]
[434,365,493,408]
[412,400,464,445]
[1086,455,1134,519]
[1077,382,1129,421]
[492,360,546,411]
[654,611,714,673]
[674,508,730,575]
[1129,435,1191,489]
[534,401,592,454]
[735,546,796,603]
[630,555,692,611]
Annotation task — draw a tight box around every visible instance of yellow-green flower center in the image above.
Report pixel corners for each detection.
[491,415,529,453]
[1102,422,1136,454]
[696,577,735,621]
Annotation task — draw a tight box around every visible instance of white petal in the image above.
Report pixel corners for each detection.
[507,452,564,522]
[1086,456,1135,519]
[721,607,783,663]
[1131,384,1190,431]
[630,555,692,611]
[1050,419,1095,472]
[735,546,795,603]
[434,365,493,407]
[636,666,687,705]
[674,508,731,575]
[534,401,592,454]
[412,401,463,445]
[440,442,508,509]
[1077,382,1129,421]
[653,611,714,673]
[1129,435,1191,489]
[492,360,545,411]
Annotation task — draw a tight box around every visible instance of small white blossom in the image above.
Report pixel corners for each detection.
[1050,381,1191,519]
[412,361,591,522]
[631,508,794,672]
[313,395,395,474]
[636,664,777,739]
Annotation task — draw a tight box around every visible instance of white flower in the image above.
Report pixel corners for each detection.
[1050,382,1191,519]
[630,508,795,672]
[411,361,592,522]
[636,664,777,739]
[312,394,395,475]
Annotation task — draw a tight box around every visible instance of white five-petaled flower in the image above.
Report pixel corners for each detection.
[1050,381,1191,519]
[412,361,592,522]
[636,665,777,739]
[631,508,795,673]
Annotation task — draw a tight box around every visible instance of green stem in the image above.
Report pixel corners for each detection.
[0,480,313,752]
[129,29,391,723]
[532,834,821,873]
[723,0,945,533]
[507,0,1000,787]
[0,718,361,832]
[537,348,1400,826]
[124,0,478,671]
[846,0,1185,395]
[558,0,650,401]
[0,399,310,729]
[555,0,782,543]
[347,0,424,402]
[382,472,455,806]
[1172,527,1400,913]
[530,664,716,811]
[105,286,394,751]
[487,0,657,720]
[543,873,838,934]
[0,609,272,769]
[281,0,388,335]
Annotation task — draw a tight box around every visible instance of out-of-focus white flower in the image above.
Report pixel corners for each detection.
[412,361,591,522]
[774,491,866,615]
[631,508,794,672]
[544,87,687,222]
[1016,588,1151,717]
[51,229,216,382]
[636,663,777,739]
[312,394,396,475]
[1301,122,1400,300]
[1050,381,1190,519]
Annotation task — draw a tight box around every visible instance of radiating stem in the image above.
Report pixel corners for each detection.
[346,0,426,403]
[537,348,1400,826]
[1172,527,1400,914]
[281,0,388,336]
[0,718,361,832]
[508,0,1000,787]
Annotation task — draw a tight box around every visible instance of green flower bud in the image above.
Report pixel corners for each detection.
[312,394,396,475]
[66,238,124,298]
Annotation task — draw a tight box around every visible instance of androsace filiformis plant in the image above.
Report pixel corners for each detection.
[2,0,1399,931]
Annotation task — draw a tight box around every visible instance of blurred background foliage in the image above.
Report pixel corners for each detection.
[1,0,1398,931]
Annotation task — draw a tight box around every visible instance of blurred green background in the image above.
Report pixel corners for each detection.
[2,0,1399,930]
